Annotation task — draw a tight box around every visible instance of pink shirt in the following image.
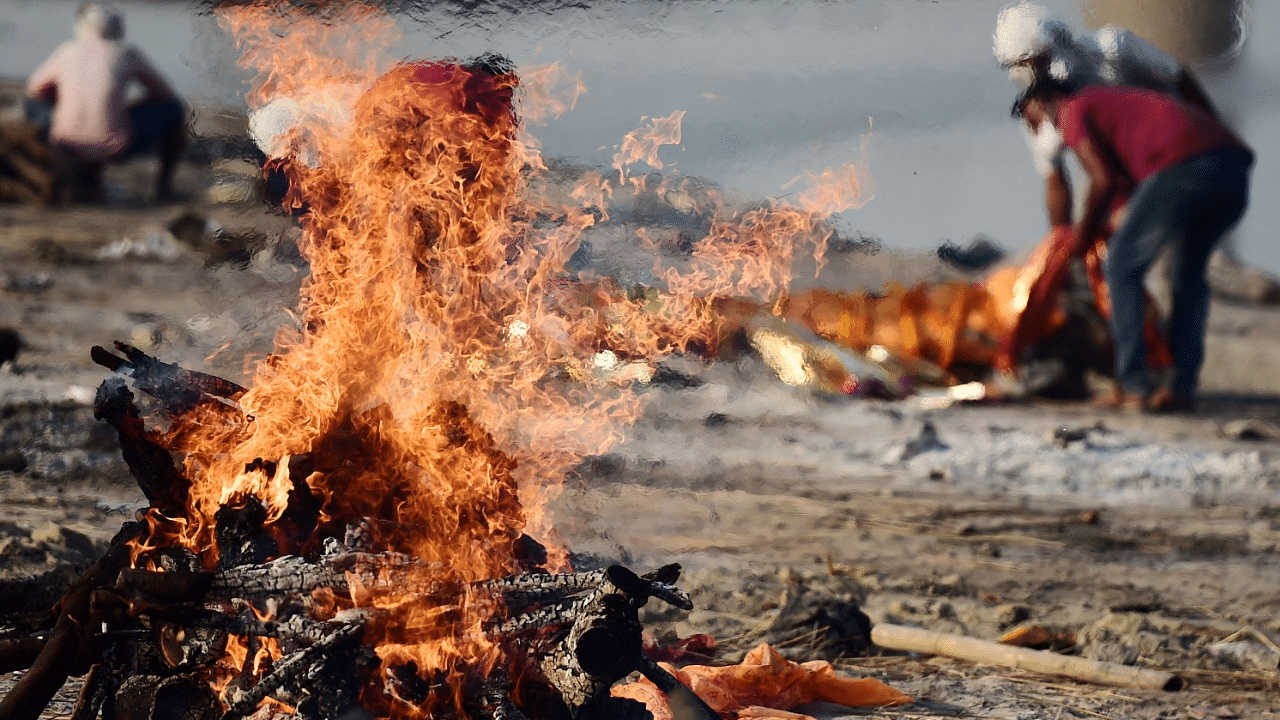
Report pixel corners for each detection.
[27,36,175,162]
[1057,86,1249,184]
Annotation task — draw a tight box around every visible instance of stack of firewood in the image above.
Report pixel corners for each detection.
[0,342,718,720]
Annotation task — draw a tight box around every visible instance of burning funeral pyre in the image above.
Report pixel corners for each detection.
[0,4,872,720]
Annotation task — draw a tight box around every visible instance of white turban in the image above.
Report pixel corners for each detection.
[993,2,1069,67]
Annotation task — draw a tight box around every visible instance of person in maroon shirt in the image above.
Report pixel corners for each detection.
[1014,78,1253,412]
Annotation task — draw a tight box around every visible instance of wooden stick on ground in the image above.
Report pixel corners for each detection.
[870,623,1184,692]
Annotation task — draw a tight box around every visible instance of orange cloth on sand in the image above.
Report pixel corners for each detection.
[611,643,911,720]
[994,226,1173,373]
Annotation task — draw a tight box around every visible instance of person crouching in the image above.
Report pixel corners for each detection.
[24,2,186,203]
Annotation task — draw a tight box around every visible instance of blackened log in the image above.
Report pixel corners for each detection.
[92,342,245,415]
[539,566,647,714]
[578,695,653,720]
[69,637,132,720]
[113,674,219,720]
[478,677,531,720]
[277,454,323,545]
[93,378,189,518]
[210,555,348,599]
[480,565,690,616]
[117,569,216,605]
[221,620,365,719]
[514,534,549,571]
[215,496,277,571]
[69,662,106,720]
[476,569,606,602]
[190,612,366,646]
[490,566,692,635]
[0,522,143,720]
[490,594,581,637]
[642,564,682,587]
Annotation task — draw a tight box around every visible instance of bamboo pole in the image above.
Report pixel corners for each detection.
[871,623,1184,691]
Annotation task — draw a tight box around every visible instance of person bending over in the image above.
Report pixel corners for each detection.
[993,1,1220,229]
[1014,79,1252,412]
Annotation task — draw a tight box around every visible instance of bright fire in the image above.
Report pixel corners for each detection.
[124,3,869,717]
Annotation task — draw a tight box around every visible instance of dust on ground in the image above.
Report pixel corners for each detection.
[1,105,1279,719]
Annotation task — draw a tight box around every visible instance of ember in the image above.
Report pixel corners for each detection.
[0,3,870,719]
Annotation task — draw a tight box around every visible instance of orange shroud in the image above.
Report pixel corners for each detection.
[612,643,911,720]
[993,226,1173,373]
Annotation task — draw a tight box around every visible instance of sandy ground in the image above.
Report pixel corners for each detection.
[1,121,1279,719]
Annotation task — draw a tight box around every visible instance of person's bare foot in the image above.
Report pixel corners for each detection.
[1145,387,1197,414]
[1090,385,1145,413]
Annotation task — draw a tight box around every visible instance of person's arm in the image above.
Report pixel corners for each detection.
[1045,160,1072,228]
[125,46,178,103]
[1025,121,1073,228]
[1070,129,1124,257]
[26,44,68,101]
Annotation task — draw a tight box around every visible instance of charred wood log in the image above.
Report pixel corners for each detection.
[0,522,144,720]
[93,379,189,518]
[539,566,648,715]
[71,638,132,720]
[221,618,368,720]
[68,662,107,720]
[212,555,347,598]
[113,674,219,720]
[277,454,324,546]
[490,565,691,636]
[117,569,216,605]
[634,658,720,720]
[578,695,653,720]
[478,676,532,720]
[215,495,278,571]
[92,341,246,415]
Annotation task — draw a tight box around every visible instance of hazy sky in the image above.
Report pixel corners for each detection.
[1,0,1275,274]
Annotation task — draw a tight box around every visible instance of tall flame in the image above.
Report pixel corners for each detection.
[127,3,871,716]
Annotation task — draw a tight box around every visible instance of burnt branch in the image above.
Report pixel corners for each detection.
[92,341,245,416]
[491,565,692,636]
[221,618,367,719]
[211,555,348,599]
[483,564,690,620]
[93,378,190,518]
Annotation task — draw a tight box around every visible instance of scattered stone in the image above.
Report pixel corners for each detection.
[890,420,948,462]
[96,230,186,262]
[937,236,1005,272]
[0,327,18,365]
[1208,251,1280,305]
[1219,419,1280,441]
[1207,638,1280,671]
[1,272,52,293]
[0,450,27,473]
[31,237,70,264]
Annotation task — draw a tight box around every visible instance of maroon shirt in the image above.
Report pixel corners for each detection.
[1057,86,1249,184]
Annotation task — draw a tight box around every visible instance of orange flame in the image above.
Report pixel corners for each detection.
[118,4,873,716]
